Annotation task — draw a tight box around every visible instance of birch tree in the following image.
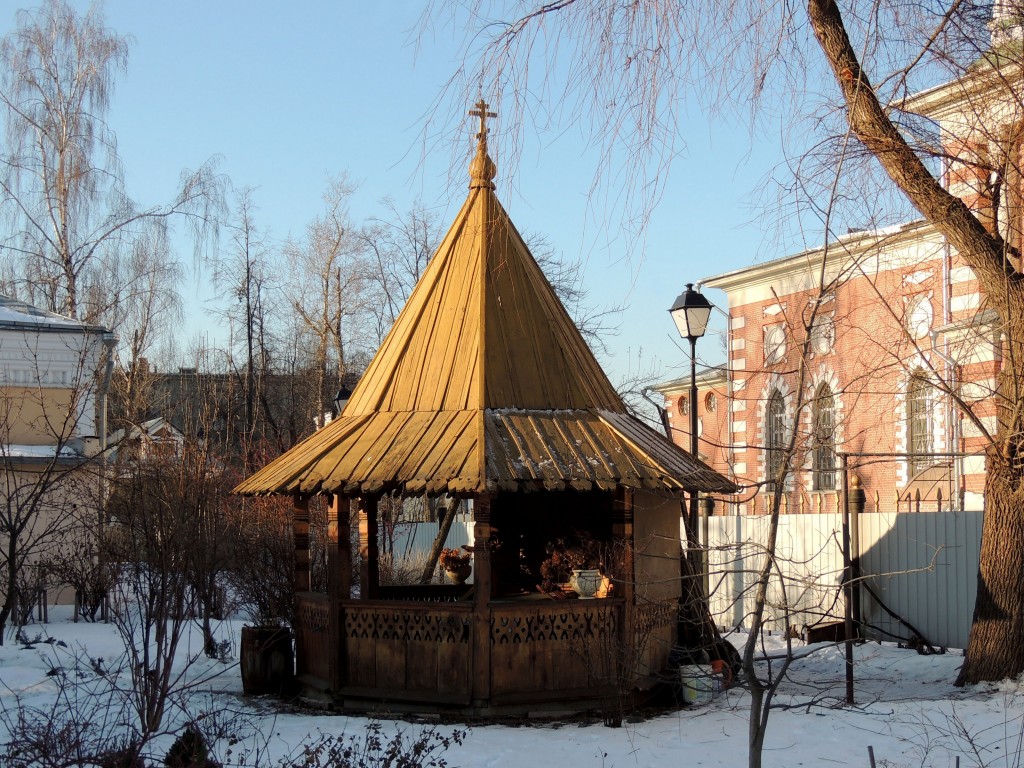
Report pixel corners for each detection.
[0,0,220,331]
[284,176,367,418]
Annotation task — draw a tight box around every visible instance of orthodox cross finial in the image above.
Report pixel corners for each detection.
[470,99,497,144]
[468,98,498,189]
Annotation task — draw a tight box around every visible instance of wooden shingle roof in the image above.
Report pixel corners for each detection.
[235,111,736,498]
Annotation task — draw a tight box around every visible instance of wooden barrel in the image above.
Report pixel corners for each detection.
[240,625,294,696]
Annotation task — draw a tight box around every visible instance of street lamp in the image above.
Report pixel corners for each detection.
[333,385,353,417]
[668,283,713,547]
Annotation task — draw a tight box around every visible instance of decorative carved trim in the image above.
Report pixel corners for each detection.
[490,605,619,645]
[633,599,676,637]
[344,607,470,644]
[296,598,330,635]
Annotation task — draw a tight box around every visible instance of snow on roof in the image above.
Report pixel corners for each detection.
[2,443,83,460]
[0,294,109,333]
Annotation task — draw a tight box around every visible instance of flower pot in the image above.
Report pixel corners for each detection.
[570,568,602,598]
[445,563,472,584]
[240,625,294,696]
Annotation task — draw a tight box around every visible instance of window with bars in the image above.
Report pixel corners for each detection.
[907,374,932,476]
[766,389,786,491]
[812,384,836,491]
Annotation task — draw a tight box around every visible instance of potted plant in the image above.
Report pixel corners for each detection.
[439,546,473,584]
[539,535,612,598]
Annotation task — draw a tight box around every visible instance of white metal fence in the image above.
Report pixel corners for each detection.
[382,517,474,562]
[396,509,983,650]
[707,511,983,650]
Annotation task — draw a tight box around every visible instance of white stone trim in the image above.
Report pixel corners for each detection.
[757,373,795,491]
[902,270,934,286]
[949,265,976,284]
[962,455,985,476]
[800,366,845,491]
[895,360,947,485]
[962,415,997,439]
[950,292,980,313]
[961,379,996,401]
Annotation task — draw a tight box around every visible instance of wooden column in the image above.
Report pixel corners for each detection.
[293,494,310,593]
[612,487,636,686]
[328,494,350,691]
[612,486,635,603]
[357,495,379,600]
[471,494,493,704]
[333,495,352,601]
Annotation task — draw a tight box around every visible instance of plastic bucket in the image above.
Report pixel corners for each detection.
[680,664,715,705]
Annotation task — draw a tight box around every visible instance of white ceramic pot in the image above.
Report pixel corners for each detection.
[570,568,602,598]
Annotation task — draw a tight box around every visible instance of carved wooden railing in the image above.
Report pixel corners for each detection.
[488,598,624,702]
[377,584,472,602]
[339,599,474,704]
[295,592,332,683]
[632,598,678,680]
[296,595,637,708]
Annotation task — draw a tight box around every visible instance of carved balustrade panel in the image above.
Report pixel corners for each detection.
[632,598,677,679]
[340,601,472,698]
[489,599,623,699]
[295,592,332,682]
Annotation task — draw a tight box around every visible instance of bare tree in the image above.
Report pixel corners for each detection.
[104,422,234,732]
[363,199,621,354]
[210,189,279,468]
[448,0,1024,687]
[362,197,443,342]
[224,491,295,628]
[0,0,221,330]
[284,176,367,418]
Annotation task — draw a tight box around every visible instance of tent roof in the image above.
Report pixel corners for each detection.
[235,109,737,498]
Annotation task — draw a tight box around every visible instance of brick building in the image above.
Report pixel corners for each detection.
[658,221,995,514]
[655,17,1024,515]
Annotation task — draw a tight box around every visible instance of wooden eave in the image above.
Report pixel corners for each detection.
[233,408,737,497]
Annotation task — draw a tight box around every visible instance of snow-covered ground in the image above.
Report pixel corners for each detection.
[2,608,1022,767]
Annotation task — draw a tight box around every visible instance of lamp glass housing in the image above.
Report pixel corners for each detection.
[669,284,713,341]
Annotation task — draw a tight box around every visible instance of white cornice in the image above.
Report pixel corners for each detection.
[652,368,729,396]
[701,220,937,294]
[899,60,1024,122]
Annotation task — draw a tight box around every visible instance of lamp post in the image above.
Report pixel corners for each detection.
[669,283,713,548]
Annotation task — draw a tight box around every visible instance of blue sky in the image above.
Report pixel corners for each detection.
[0,1,790,387]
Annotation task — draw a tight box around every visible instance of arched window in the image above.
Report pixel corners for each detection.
[812,384,836,491]
[766,389,786,491]
[907,373,932,476]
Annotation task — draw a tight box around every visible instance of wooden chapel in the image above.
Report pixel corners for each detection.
[234,102,737,714]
